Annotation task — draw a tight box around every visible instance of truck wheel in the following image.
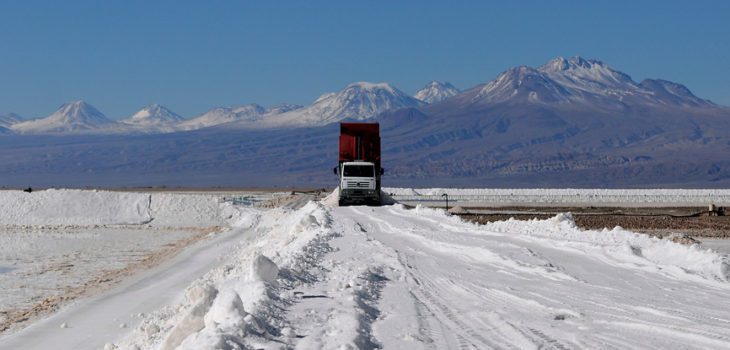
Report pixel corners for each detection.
[338,199,345,207]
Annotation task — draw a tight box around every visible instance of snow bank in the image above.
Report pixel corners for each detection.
[462,209,730,283]
[116,201,339,349]
[0,189,235,227]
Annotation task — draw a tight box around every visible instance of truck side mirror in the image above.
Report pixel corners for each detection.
[380,168,385,175]
[333,166,338,175]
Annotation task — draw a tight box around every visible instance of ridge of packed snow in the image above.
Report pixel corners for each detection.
[116,201,340,349]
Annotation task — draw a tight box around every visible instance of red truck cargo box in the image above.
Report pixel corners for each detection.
[339,123,381,167]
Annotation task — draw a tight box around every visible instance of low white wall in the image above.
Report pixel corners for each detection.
[0,189,232,227]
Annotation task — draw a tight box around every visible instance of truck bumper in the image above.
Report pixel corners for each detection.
[340,189,380,204]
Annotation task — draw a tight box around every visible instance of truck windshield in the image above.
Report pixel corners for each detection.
[343,165,374,177]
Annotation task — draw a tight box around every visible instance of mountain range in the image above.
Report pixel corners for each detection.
[2,81,440,134]
[1,56,729,188]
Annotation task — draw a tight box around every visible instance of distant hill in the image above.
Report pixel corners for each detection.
[414,81,460,104]
[376,56,730,187]
[121,104,185,133]
[11,101,119,134]
[1,56,729,188]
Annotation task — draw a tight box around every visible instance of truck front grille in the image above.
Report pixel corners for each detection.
[346,181,370,188]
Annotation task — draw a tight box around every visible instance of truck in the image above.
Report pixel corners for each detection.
[333,122,384,206]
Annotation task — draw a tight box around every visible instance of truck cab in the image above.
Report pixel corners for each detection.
[337,161,380,205]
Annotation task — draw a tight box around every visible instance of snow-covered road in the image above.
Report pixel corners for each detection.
[335,205,730,349]
[111,200,730,349]
[2,191,730,349]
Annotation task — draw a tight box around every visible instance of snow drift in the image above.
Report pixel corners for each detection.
[413,205,730,282]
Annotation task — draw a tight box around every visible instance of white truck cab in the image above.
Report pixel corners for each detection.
[337,161,379,205]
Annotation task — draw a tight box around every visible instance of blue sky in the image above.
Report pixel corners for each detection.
[1,0,728,119]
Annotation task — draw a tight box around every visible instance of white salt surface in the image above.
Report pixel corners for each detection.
[700,238,730,255]
[0,189,151,225]
[0,227,195,320]
[2,189,730,349]
[113,195,730,350]
[0,189,253,336]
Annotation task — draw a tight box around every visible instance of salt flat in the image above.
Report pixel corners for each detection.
[0,189,728,349]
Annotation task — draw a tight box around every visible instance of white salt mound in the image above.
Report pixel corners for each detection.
[250,254,279,283]
[321,188,340,207]
[161,284,218,350]
[448,205,466,214]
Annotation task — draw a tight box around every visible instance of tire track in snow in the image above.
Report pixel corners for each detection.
[347,207,542,349]
[339,205,730,349]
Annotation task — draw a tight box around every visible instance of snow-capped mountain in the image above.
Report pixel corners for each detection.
[0,113,22,128]
[468,56,714,108]
[261,82,424,127]
[11,101,118,134]
[538,56,640,93]
[178,104,267,130]
[266,103,303,115]
[473,66,574,104]
[638,79,714,107]
[121,104,184,132]
[414,81,460,103]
